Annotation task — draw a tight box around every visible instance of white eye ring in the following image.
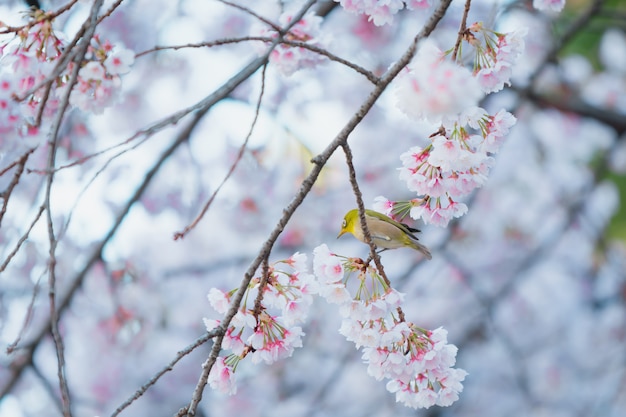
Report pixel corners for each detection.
[342,220,346,228]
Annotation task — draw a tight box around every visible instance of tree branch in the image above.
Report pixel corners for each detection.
[452,0,472,61]
[177,0,453,415]
[174,63,268,239]
[110,330,221,417]
[43,2,104,415]
[0,98,210,402]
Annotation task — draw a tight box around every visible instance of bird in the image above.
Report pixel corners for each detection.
[337,209,432,260]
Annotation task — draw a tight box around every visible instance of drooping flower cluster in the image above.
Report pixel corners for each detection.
[0,19,64,142]
[253,12,327,76]
[334,0,433,26]
[387,26,525,227]
[313,244,467,408]
[65,35,134,113]
[376,108,516,226]
[203,253,316,394]
[0,17,135,148]
[467,23,527,93]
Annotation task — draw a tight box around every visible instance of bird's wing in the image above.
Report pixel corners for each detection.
[365,210,421,240]
[370,230,393,242]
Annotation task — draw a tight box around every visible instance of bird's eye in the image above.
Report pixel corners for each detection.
[342,220,346,228]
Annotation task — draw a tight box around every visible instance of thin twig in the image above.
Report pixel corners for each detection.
[0,205,45,274]
[30,361,66,416]
[29,134,150,174]
[135,36,272,57]
[340,142,389,285]
[55,133,153,239]
[252,258,271,322]
[0,148,35,176]
[96,0,126,24]
[280,39,380,84]
[110,330,221,417]
[177,1,318,415]
[0,96,208,401]
[6,270,44,354]
[0,148,35,227]
[126,54,274,147]
[341,143,408,322]
[137,36,379,84]
[174,63,268,239]
[0,0,79,34]
[216,0,281,32]
[43,2,104,415]
[452,0,472,61]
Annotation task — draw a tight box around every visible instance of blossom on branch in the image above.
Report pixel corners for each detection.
[69,39,135,114]
[207,356,237,395]
[394,41,483,124]
[312,245,467,409]
[381,107,516,226]
[203,253,315,394]
[468,24,527,93]
[104,46,135,75]
[0,17,136,146]
[335,0,433,26]
[253,12,327,76]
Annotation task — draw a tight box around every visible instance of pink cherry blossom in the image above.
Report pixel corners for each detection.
[104,47,135,75]
[207,288,231,314]
[395,41,483,123]
[253,12,327,76]
[372,196,395,216]
[207,357,237,395]
[313,244,345,283]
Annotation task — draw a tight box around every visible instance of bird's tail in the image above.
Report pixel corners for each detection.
[410,240,432,260]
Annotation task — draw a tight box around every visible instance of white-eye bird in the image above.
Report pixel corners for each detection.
[337,209,432,260]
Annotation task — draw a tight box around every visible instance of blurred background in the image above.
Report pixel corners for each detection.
[0,0,625,416]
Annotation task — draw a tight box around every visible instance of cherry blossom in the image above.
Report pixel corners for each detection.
[103,46,135,75]
[334,0,432,26]
[395,41,483,123]
[469,25,527,93]
[207,357,237,395]
[312,245,467,408]
[202,254,314,394]
[253,11,327,76]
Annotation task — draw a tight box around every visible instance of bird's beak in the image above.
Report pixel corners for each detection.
[337,229,346,239]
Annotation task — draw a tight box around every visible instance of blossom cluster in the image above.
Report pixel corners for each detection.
[375,107,516,226]
[0,16,134,150]
[313,244,467,408]
[69,35,135,113]
[334,0,433,26]
[203,253,316,394]
[380,25,524,227]
[394,41,483,124]
[253,12,327,76]
[0,19,63,142]
[468,24,528,93]
[334,0,565,20]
